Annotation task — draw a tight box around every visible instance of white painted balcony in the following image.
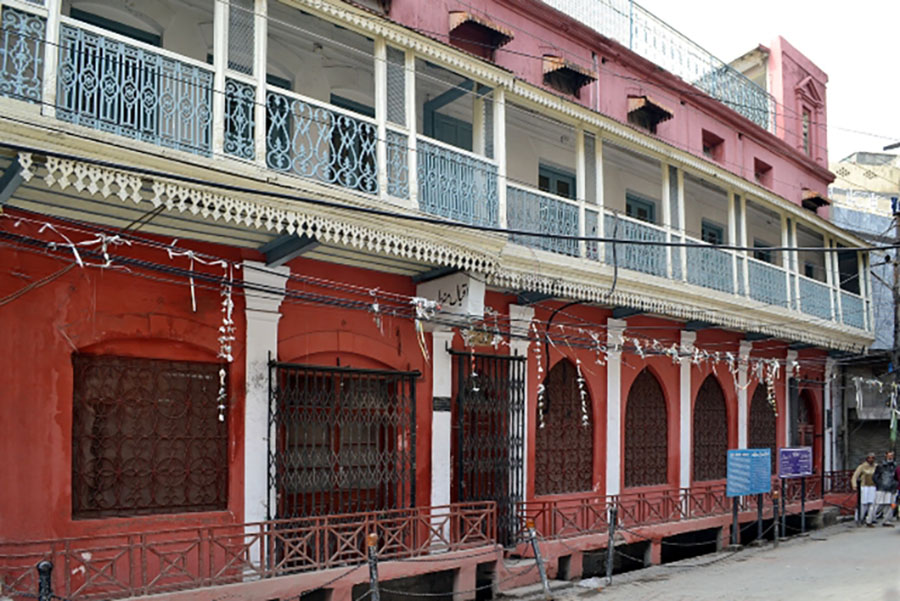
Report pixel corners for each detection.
[0,0,871,334]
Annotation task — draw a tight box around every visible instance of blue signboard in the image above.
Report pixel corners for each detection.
[779,447,813,478]
[726,449,772,497]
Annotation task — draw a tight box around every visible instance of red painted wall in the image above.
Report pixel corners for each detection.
[0,213,247,542]
[277,255,431,510]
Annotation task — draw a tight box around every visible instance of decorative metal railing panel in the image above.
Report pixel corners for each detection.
[840,291,865,330]
[386,129,409,199]
[224,78,255,160]
[417,137,498,226]
[686,242,734,293]
[798,276,832,320]
[266,90,378,194]
[736,256,746,296]
[747,259,788,307]
[518,471,843,541]
[0,6,45,103]
[540,0,775,131]
[604,213,667,278]
[0,502,496,601]
[507,185,579,257]
[56,22,214,156]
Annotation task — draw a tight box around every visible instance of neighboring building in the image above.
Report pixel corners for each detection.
[0,1,871,600]
[828,152,899,468]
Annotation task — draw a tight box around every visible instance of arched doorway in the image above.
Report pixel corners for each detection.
[535,360,593,495]
[624,369,668,488]
[748,385,776,470]
[693,375,728,481]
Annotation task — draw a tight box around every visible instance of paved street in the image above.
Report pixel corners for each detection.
[583,522,900,601]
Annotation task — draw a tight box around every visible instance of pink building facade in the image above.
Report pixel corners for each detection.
[0,0,867,599]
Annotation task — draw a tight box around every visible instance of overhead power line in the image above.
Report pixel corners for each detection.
[4,141,886,254]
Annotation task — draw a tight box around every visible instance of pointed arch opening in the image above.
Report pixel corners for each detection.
[624,368,668,488]
[535,360,593,495]
[748,384,776,470]
[692,375,728,481]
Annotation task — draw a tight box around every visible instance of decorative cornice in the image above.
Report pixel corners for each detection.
[19,153,498,275]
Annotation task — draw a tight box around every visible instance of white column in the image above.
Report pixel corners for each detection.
[576,127,587,257]
[41,0,62,119]
[405,49,418,208]
[790,219,800,309]
[824,357,835,472]
[253,0,268,167]
[242,260,289,525]
[212,0,228,157]
[596,136,605,258]
[679,330,696,489]
[472,96,486,156]
[509,304,534,491]
[785,349,797,446]
[780,213,792,307]
[728,191,738,294]
[494,87,507,228]
[374,38,388,201]
[677,168,687,281]
[605,318,626,496]
[661,162,672,278]
[430,330,455,509]
[737,341,753,448]
[738,194,749,295]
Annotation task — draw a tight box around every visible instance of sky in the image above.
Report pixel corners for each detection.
[633,0,900,165]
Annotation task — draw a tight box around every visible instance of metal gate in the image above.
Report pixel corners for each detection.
[268,362,417,520]
[452,350,525,546]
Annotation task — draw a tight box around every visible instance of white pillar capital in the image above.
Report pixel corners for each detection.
[243,260,289,315]
[509,304,535,342]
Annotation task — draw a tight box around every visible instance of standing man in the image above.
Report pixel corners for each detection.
[851,452,877,526]
[873,451,898,526]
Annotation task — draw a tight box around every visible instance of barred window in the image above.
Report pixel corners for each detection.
[72,355,228,518]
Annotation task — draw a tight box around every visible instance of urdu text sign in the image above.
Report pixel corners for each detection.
[726,449,771,497]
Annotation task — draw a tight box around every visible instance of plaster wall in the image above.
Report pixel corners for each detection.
[0,215,247,542]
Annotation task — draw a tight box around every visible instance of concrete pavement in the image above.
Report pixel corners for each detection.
[574,521,900,601]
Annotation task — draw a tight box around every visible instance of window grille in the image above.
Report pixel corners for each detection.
[692,375,728,481]
[624,369,668,488]
[535,360,593,495]
[71,355,228,518]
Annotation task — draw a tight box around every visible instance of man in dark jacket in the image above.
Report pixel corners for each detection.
[872,451,897,526]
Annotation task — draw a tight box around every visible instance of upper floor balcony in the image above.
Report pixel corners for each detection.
[0,0,871,340]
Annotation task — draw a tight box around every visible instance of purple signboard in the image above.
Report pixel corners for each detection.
[779,447,813,478]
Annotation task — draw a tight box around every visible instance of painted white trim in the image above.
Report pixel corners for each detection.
[430,329,455,511]
[40,0,61,120]
[242,260,288,562]
[738,341,752,448]
[679,330,696,488]
[253,0,268,168]
[374,38,388,202]
[785,349,798,445]
[606,318,626,496]
[212,0,228,158]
